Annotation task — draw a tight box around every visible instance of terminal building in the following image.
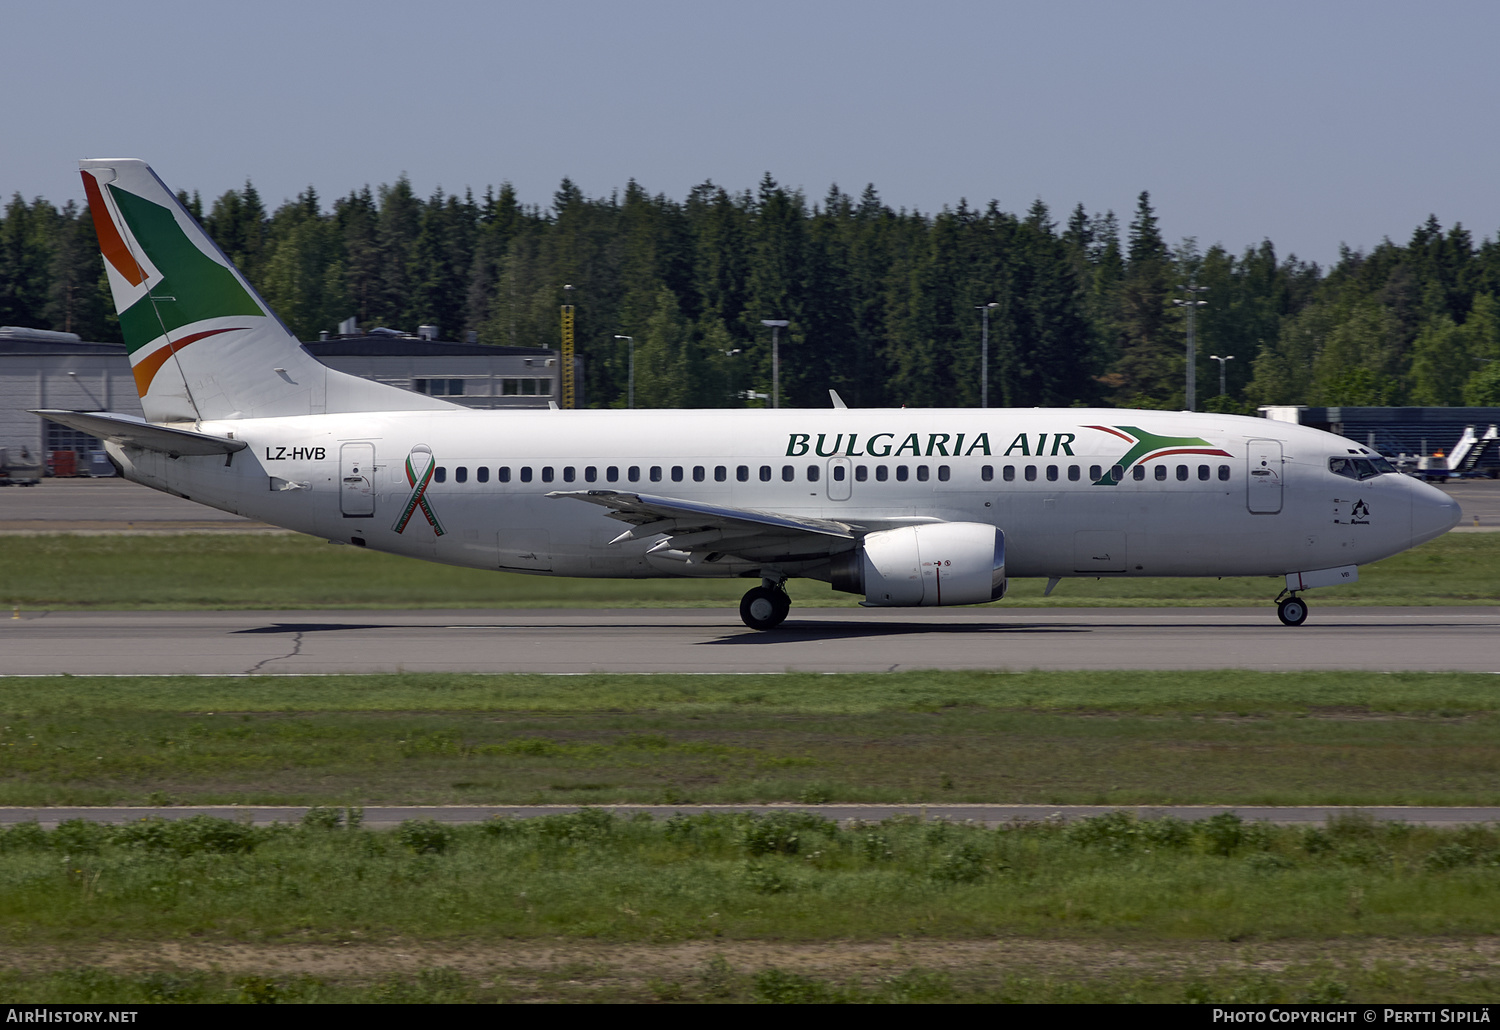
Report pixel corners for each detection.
[0,326,565,473]
[1260,406,1500,477]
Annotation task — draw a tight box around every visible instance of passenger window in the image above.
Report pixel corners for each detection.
[1155,465,1167,481]
[584,466,597,483]
[671,466,684,482]
[876,465,889,482]
[1003,465,1015,482]
[833,465,846,482]
[782,465,795,482]
[855,465,869,482]
[938,465,950,482]
[520,467,532,483]
[807,465,820,482]
[628,466,640,483]
[562,467,575,483]
[692,466,704,483]
[1132,465,1145,481]
[1111,465,1125,482]
[737,465,749,482]
[896,465,909,482]
[760,465,772,482]
[1068,465,1080,482]
[477,467,490,484]
[916,466,929,482]
[498,467,510,483]
[1176,465,1188,481]
[455,467,468,483]
[1047,465,1059,482]
[981,465,994,482]
[606,466,619,483]
[434,467,447,483]
[650,466,663,482]
[1024,465,1037,482]
[1218,465,1230,481]
[542,467,555,483]
[714,466,726,482]
[1090,465,1102,481]
[1198,465,1210,481]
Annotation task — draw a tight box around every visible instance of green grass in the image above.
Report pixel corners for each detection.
[5,532,1498,610]
[1,671,1498,806]
[0,811,1497,951]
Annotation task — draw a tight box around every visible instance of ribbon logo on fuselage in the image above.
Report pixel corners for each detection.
[392,444,446,536]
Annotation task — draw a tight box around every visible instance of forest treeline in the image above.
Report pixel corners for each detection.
[3,173,1500,410]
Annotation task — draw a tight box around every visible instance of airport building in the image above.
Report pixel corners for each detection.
[1261,406,1500,476]
[0,326,565,472]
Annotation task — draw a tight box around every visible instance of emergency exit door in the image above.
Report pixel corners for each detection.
[340,442,376,517]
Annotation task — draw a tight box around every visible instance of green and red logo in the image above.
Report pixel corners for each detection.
[1086,425,1232,485]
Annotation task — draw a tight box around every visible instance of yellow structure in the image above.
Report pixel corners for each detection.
[560,303,576,409]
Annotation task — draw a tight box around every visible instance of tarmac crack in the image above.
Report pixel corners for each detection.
[244,630,305,675]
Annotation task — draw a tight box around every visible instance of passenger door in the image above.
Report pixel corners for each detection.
[826,458,852,501]
[339,442,376,517]
[1246,439,1284,514]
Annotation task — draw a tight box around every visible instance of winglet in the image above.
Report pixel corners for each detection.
[829,389,848,409]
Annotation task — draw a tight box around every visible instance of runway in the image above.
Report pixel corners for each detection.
[3,804,1497,828]
[4,605,1498,675]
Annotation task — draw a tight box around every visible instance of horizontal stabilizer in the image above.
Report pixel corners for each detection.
[32,409,247,457]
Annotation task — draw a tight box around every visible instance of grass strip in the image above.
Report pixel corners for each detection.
[2,811,1498,950]
[1,672,1497,807]
[5,532,1498,610]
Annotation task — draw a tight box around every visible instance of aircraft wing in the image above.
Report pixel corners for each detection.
[547,488,858,564]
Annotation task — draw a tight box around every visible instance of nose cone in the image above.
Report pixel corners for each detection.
[1411,480,1462,546]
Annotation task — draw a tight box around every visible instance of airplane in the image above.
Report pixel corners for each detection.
[37,159,1462,630]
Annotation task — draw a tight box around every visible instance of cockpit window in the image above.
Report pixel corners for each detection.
[1329,456,1394,481]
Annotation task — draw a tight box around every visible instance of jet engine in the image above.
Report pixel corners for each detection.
[830,523,1005,607]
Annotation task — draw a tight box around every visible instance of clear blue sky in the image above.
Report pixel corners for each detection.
[5,0,1498,268]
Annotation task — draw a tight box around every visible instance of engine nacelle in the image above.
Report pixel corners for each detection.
[830,522,1006,607]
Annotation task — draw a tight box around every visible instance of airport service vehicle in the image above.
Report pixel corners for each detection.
[38,160,1461,629]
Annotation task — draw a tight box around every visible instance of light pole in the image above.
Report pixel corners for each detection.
[761,319,789,408]
[1173,284,1209,410]
[1209,354,1234,400]
[613,335,634,409]
[976,302,998,408]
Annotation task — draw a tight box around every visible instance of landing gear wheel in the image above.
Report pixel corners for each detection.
[1277,596,1309,627]
[740,585,790,630]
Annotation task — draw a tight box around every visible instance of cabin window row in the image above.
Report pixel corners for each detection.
[979,463,1233,483]
[431,464,959,485]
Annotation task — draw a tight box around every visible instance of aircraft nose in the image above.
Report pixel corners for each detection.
[1411,481,1461,546]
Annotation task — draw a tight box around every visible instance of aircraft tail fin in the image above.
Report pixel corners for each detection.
[79,159,452,422]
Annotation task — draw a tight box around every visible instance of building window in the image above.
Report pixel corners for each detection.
[414,378,465,396]
[500,377,553,397]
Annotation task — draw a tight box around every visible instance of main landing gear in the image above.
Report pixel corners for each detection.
[740,579,791,631]
[1275,591,1309,627]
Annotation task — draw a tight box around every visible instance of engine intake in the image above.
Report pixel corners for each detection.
[830,523,1006,607]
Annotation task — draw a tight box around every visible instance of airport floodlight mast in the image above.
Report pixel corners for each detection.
[613,335,634,409]
[761,319,789,408]
[976,302,998,408]
[1172,284,1208,410]
[1210,354,1234,400]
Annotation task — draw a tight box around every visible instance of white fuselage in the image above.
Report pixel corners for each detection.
[105,407,1460,590]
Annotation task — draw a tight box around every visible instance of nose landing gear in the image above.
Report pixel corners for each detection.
[740,579,791,630]
[1275,592,1309,626]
